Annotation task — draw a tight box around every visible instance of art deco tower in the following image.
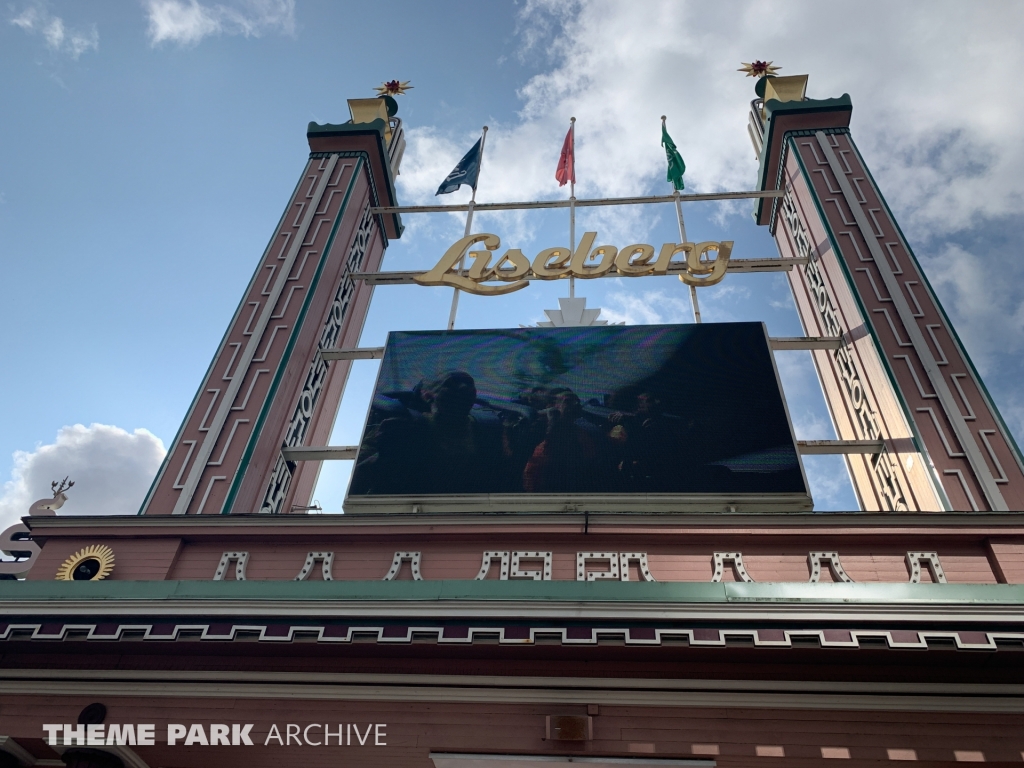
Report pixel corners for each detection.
[748,72,1024,511]
[139,96,405,516]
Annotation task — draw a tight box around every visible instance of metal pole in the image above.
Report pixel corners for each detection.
[447,126,487,331]
[673,192,687,242]
[674,193,701,324]
[370,189,785,215]
[665,115,700,324]
[569,117,576,299]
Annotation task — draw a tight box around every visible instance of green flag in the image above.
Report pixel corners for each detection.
[661,123,686,191]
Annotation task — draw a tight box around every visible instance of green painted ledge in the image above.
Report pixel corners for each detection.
[1,580,1024,605]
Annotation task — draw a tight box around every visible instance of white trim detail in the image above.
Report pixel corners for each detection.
[855,267,890,302]
[893,355,936,399]
[475,551,510,580]
[917,407,965,458]
[198,389,220,429]
[294,551,334,581]
[231,370,269,411]
[207,419,250,466]
[194,475,227,515]
[808,552,854,583]
[872,308,913,347]
[383,551,422,581]
[925,324,949,365]
[711,553,754,583]
[171,155,339,515]
[904,281,925,317]
[619,553,656,582]
[576,552,620,582]
[943,469,980,511]
[815,132,1006,511]
[213,551,248,581]
[979,430,1009,483]
[171,440,197,490]
[950,374,977,421]
[906,552,947,584]
[511,551,552,581]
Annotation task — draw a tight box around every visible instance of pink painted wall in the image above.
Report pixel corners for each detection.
[25,519,1013,584]
[3,695,1024,767]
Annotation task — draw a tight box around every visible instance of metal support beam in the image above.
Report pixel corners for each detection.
[797,440,885,455]
[352,257,807,287]
[370,189,785,216]
[770,337,843,350]
[281,446,358,461]
[321,347,385,361]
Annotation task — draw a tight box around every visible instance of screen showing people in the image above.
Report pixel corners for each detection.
[347,323,806,501]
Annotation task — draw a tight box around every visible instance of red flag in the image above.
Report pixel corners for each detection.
[555,122,575,187]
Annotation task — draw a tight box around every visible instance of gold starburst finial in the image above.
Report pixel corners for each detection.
[374,80,413,97]
[738,61,781,78]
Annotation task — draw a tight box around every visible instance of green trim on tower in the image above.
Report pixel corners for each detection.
[137,160,313,516]
[220,157,363,514]
[787,137,952,511]
[844,137,1024,478]
[307,119,404,239]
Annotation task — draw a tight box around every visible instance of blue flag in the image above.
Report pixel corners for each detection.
[436,138,482,195]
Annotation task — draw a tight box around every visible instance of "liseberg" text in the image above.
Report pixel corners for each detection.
[414,231,733,295]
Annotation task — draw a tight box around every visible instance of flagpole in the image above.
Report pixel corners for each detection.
[569,117,576,299]
[663,116,700,324]
[677,193,701,324]
[447,125,488,331]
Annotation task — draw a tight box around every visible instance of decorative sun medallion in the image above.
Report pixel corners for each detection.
[374,80,413,97]
[738,61,781,78]
[56,545,115,581]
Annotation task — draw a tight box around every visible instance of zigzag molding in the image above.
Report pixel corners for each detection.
[0,622,1010,650]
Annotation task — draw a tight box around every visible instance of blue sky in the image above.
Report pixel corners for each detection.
[3,0,1023,522]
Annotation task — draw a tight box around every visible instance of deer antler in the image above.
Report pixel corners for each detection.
[51,476,74,497]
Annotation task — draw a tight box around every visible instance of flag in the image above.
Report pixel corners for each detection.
[555,123,575,187]
[436,138,483,195]
[661,123,686,191]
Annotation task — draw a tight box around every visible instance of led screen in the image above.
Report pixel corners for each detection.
[346,323,807,508]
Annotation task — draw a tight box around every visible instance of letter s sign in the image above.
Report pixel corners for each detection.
[0,523,40,579]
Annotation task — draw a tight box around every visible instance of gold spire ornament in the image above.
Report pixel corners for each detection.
[374,80,413,97]
[738,61,781,78]
[56,544,115,581]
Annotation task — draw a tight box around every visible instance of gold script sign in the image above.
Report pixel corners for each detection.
[413,232,734,296]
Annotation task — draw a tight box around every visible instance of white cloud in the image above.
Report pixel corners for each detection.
[801,455,856,510]
[10,3,98,59]
[0,424,166,531]
[920,242,1024,374]
[601,287,693,325]
[144,0,295,46]
[399,1,1024,245]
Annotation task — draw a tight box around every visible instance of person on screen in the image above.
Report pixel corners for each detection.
[351,371,501,495]
[501,385,562,491]
[521,389,610,492]
[421,371,485,479]
[608,392,680,491]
